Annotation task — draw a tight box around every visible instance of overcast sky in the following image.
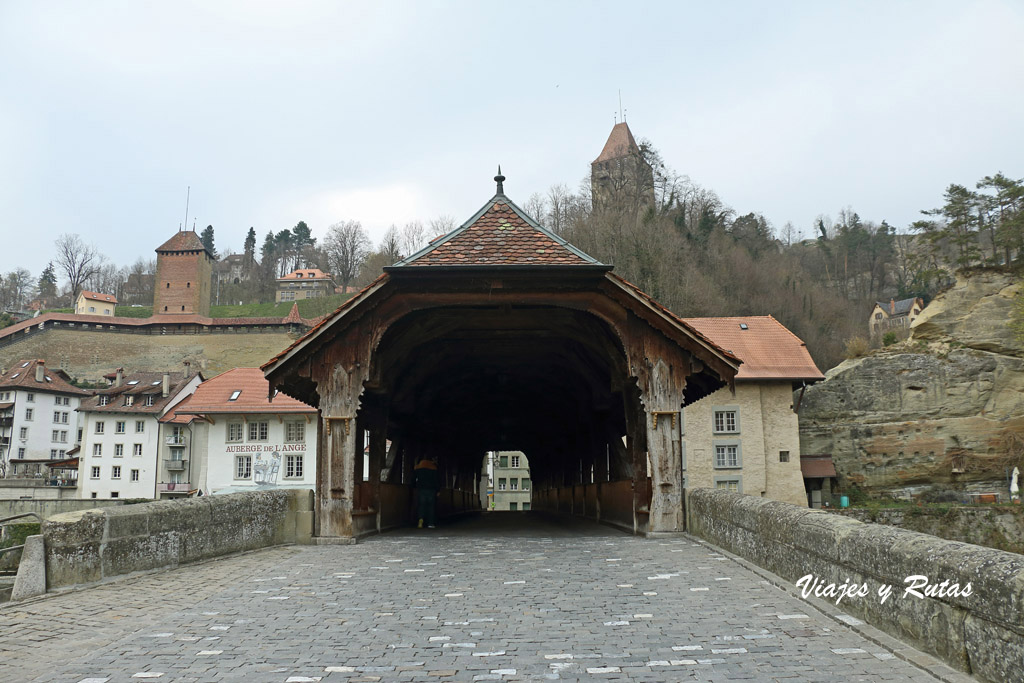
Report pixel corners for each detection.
[2,0,1023,278]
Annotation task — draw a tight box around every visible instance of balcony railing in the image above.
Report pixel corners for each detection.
[165,435,186,446]
[164,459,186,471]
[157,482,189,493]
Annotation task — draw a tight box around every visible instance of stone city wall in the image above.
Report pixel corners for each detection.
[686,488,1024,683]
[40,489,313,592]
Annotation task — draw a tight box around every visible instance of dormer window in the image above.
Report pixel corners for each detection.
[125,395,134,406]
[145,395,155,406]
[296,273,303,278]
[98,396,109,406]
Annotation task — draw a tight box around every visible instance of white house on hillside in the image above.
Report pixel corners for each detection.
[75,290,118,316]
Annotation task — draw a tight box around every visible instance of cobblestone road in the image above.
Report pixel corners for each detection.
[1,513,972,682]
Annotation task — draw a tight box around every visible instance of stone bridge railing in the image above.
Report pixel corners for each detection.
[13,489,313,599]
[687,488,1024,683]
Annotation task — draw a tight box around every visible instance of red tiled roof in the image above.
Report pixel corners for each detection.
[801,456,837,478]
[0,312,305,342]
[594,122,641,164]
[680,316,824,381]
[399,199,599,267]
[155,230,211,254]
[282,303,303,325]
[164,367,315,421]
[79,290,118,304]
[80,371,197,414]
[278,268,334,281]
[0,359,91,395]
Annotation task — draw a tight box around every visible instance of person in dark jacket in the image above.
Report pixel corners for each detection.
[414,456,440,528]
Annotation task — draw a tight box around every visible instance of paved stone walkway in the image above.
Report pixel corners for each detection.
[1,514,972,682]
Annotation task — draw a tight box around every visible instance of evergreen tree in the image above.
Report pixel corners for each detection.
[200,225,218,258]
[38,262,58,300]
[243,227,257,270]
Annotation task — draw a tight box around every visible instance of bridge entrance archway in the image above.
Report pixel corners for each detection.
[263,181,739,540]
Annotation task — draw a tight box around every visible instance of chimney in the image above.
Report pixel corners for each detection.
[890,298,895,315]
[162,373,170,398]
[35,360,45,382]
[115,368,124,387]
[183,360,191,378]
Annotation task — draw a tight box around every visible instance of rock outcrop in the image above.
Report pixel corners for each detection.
[799,270,1024,495]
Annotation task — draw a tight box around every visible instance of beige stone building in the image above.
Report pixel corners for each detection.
[869,297,924,338]
[276,268,337,303]
[75,291,117,316]
[681,316,824,507]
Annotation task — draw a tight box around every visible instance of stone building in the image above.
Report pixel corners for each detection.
[160,367,317,496]
[591,121,655,214]
[77,369,202,500]
[154,230,214,316]
[0,359,90,479]
[489,451,532,511]
[680,316,824,508]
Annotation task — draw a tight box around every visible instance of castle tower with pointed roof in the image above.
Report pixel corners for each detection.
[591,121,655,214]
[154,230,214,316]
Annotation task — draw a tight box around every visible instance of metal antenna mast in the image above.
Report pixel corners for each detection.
[183,186,190,233]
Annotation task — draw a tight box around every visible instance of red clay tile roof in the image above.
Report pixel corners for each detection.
[155,230,212,255]
[278,268,334,281]
[0,312,306,342]
[0,359,91,395]
[165,367,315,421]
[282,303,303,325]
[79,290,118,304]
[397,198,600,267]
[680,316,824,381]
[801,456,837,478]
[594,122,641,164]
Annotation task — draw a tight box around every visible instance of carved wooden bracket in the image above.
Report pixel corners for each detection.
[324,416,353,436]
[651,411,678,430]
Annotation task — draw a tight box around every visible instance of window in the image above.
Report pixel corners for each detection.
[111,466,121,479]
[235,455,252,479]
[60,430,67,443]
[53,411,61,422]
[91,492,97,499]
[95,421,105,434]
[511,455,520,468]
[131,469,140,482]
[510,479,519,491]
[875,312,883,320]
[52,429,61,441]
[779,450,790,463]
[110,492,119,498]
[124,395,134,407]
[285,421,304,443]
[286,454,304,478]
[115,421,126,434]
[499,455,508,468]
[715,478,741,493]
[98,396,109,406]
[509,502,518,511]
[50,449,58,458]
[498,478,507,491]
[133,443,143,456]
[248,421,269,441]
[18,427,27,439]
[114,444,124,457]
[59,449,66,457]
[62,412,69,423]
[26,393,34,403]
[229,391,241,401]
[523,502,531,511]
[135,420,145,433]
[227,423,243,442]
[714,443,741,469]
[91,466,100,479]
[17,447,25,458]
[522,478,530,490]
[713,409,739,434]
[145,395,155,406]
[88,306,95,313]
[93,444,102,456]
[24,408,33,421]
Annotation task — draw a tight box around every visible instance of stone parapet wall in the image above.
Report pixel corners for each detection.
[41,490,314,592]
[686,488,1024,683]
[837,505,1024,555]
[1,498,124,519]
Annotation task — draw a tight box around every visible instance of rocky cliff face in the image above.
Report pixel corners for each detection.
[799,270,1024,495]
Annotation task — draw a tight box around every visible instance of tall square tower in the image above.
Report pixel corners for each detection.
[154,230,214,316]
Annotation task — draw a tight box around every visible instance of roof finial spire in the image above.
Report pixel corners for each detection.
[494,165,505,195]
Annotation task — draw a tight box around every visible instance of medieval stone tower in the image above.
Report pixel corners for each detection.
[154,230,214,316]
[591,121,655,214]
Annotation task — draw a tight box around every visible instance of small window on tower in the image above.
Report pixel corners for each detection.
[166,282,170,288]
[187,282,191,288]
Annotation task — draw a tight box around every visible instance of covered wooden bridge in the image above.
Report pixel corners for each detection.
[263,172,740,540]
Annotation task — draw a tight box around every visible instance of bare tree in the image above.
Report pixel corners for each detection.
[524,193,547,223]
[399,220,426,258]
[380,225,402,263]
[323,220,371,291]
[546,184,572,234]
[428,215,457,240]
[54,234,103,302]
